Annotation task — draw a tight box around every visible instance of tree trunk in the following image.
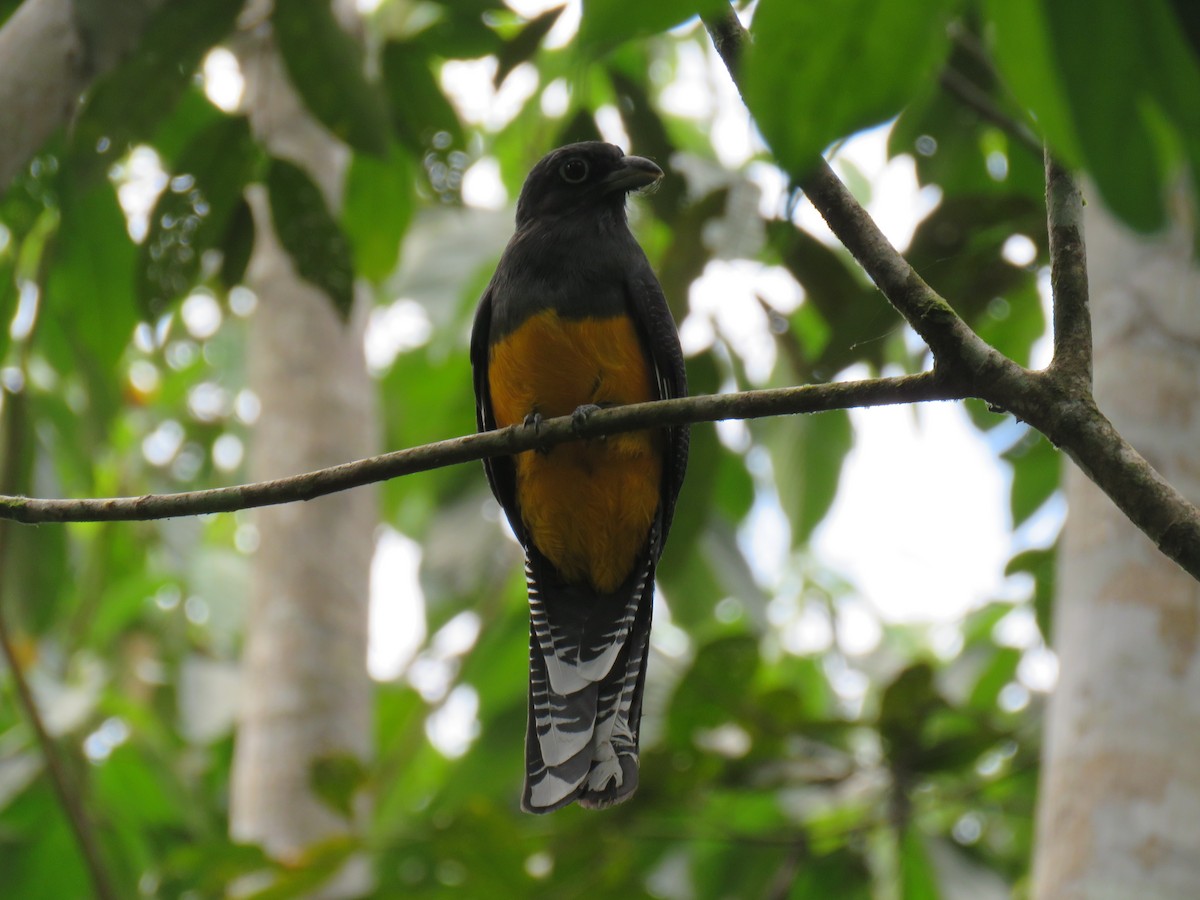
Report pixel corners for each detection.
[228,12,376,897]
[0,0,163,188]
[1033,190,1200,898]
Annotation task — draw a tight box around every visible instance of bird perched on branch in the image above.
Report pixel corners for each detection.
[471,142,688,812]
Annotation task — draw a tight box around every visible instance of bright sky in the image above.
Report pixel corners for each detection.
[184,3,1062,757]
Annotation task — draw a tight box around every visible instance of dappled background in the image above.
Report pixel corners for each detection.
[6,0,1193,896]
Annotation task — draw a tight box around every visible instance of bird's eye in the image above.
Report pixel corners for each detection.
[559,158,589,184]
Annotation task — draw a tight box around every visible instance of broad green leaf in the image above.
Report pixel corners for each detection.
[69,0,244,181]
[900,828,942,900]
[1042,1,1168,232]
[310,753,369,819]
[381,41,466,155]
[988,0,1200,234]
[266,157,355,320]
[1007,546,1056,643]
[967,646,1021,711]
[667,634,760,748]
[744,0,958,179]
[341,145,415,281]
[273,0,390,157]
[879,662,938,742]
[43,179,137,374]
[577,0,728,54]
[764,408,853,544]
[219,196,255,288]
[1002,429,1060,527]
[138,115,259,317]
[890,35,1045,202]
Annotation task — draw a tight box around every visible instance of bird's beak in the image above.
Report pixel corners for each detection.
[603,155,663,193]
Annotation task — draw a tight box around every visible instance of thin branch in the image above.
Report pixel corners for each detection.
[1045,151,1092,390]
[937,67,1043,159]
[0,389,119,900]
[0,372,963,524]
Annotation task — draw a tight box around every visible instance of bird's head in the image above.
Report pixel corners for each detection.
[514,142,662,228]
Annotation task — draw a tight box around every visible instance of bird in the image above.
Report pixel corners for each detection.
[471,142,688,813]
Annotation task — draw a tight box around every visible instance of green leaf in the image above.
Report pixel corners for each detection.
[309,753,369,819]
[43,180,137,373]
[667,635,760,747]
[577,0,728,54]
[219,196,255,288]
[495,6,564,86]
[763,408,853,544]
[266,157,356,319]
[899,827,942,900]
[138,115,259,317]
[987,0,1200,233]
[273,0,391,156]
[768,222,895,378]
[879,662,938,741]
[744,0,958,179]
[1007,547,1056,644]
[967,647,1021,711]
[1041,0,1168,232]
[341,145,415,281]
[69,0,244,181]
[1002,429,1060,527]
[789,847,873,899]
[381,41,466,155]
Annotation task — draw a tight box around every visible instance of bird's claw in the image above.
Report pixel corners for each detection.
[523,411,550,454]
[571,404,602,435]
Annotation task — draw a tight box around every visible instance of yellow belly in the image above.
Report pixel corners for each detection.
[489,310,662,592]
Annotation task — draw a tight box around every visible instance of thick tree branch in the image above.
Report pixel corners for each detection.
[0,373,961,523]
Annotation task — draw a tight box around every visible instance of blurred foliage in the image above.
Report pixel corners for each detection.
[0,0,1192,896]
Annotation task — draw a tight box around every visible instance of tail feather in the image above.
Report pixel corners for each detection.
[521,545,656,814]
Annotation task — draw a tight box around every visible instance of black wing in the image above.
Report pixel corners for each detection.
[470,286,526,545]
[625,260,689,548]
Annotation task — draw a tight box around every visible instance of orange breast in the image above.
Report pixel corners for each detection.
[489,309,662,593]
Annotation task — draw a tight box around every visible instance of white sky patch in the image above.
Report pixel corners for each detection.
[462,156,509,210]
[181,290,222,340]
[113,146,168,243]
[425,683,481,758]
[202,47,244,113]
[365,298,434,374]
[788,126,941,255]
[506,0,581,49]
[540,78,570,117]
[813,399,1013,624]
[441,59,539,131]
[369,527,427,681]
[1002,233,1038,266]
[682,259,801,383]
[594,104,631,150]
[660,42,714,119]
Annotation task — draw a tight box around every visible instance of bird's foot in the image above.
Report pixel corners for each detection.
[586,740,623,792]
[522,411,543,433]
[571,403,601,435]
[572,403,614,439]
[523,411,549,454]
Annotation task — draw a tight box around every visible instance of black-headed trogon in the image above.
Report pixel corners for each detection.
[471,142,688,813]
